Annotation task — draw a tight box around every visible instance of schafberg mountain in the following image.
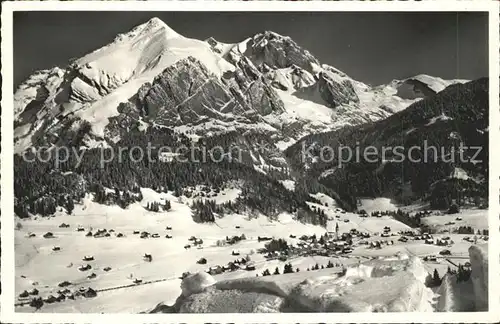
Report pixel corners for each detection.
[14,17,485,222]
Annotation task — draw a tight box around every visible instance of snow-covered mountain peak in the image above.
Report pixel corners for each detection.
[392,74,470,100]
[14,17,468,155]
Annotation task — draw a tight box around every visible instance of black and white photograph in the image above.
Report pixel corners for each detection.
[1,1,499,321]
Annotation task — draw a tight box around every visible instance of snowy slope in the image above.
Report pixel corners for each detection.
[409,74,468,93]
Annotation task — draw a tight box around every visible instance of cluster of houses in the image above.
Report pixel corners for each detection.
[206,255,255,275]
[131,228,174,239]
[20,284,97,309]
[365,240,395,249]
[84,228,124,238]
[397,231,453,247]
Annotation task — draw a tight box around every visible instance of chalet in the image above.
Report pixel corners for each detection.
[133,230,140,235]
[78,264,92,271]
[116,233,124,238]
[58,281,72,287]
[76,227,85,232]
[140,231,150,239]
[165,234,173,239]
[436,239,448,246]
[227,262,240,271]
[143,254,153,262]
[45,295,58,303]
[184,244,191,249]
[232,250,240,256]
[86,231,93,237]
[59,223,70,228]
[166,226,172,230]
[43,232,54,239]
[208,266,224,275]
[87,273,97,279]
[245,262,256,271]
[56,294,66,302]
[83,256,94,261]
[152,233,160,238]
[429,256,437,262]
[19,290,29,298]
[84,288,97,298]
[52,246,61,251]
[425,239,434,244]
[103,267,112,272]
[439,249,452,256]
[189,236,197,241]
[133,278,143,284]
[29,288,39,296]
[58,288,71,295]
[28,233,36,238]
[197,257,207,264]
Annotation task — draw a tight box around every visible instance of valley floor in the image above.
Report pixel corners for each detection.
[14,191,488,313]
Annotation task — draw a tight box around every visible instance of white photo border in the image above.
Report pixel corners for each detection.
[1,1,499,323]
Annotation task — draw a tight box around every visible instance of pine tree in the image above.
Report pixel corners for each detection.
[432,269,441,286]
[274,267,280,275]
[66,198,74,214]
[425,272,433,287]
[164,200,171,211]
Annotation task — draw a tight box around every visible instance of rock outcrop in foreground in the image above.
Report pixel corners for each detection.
[149,245,489,313]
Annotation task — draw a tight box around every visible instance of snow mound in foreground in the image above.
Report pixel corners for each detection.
[180,272,216,297]
[152,255,435,313]
[436,244,488,311]
[469,244,488,311]
[435,244,488,312]
[285,256,433,312]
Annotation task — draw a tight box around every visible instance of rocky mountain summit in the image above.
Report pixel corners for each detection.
[14,17,464,155]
